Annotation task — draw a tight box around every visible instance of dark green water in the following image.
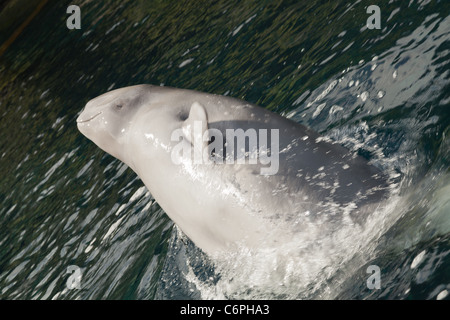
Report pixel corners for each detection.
[0,0,449,299]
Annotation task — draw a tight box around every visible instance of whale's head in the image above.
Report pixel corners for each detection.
[77,85,154,166]
[77,84,209,173]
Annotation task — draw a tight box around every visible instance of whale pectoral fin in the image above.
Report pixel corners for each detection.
[182,102,210,159]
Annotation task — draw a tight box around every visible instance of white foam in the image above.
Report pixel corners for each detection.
[411,250,426,269]
[232,24,244,36]
[102,216,125,243]
[312,103,326,119]
[393,70,398,79]
[360,91,369,102]
[179,59,194,68]
[437,290,448,300]
[130,186,147,202]
[180,193,402,299]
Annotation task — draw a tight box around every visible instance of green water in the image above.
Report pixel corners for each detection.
[0,0,449,299]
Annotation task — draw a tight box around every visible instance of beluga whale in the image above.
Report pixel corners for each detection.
[77,84,389,256]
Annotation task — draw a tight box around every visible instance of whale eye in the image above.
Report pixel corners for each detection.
[114,104,123,110]
[178,111,189,121]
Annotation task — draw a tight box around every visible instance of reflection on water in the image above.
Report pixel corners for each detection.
[0,0,449,299]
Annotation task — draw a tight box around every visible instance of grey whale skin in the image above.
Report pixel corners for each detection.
[77,84,388,255]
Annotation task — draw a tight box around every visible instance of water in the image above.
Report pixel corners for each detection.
[0,0,449,300]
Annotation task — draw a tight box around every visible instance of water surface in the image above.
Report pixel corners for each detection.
[0,0,449,299]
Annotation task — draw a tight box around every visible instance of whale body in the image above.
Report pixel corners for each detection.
[77,85,388,255]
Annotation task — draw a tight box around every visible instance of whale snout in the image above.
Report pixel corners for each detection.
[76,93,110,126]
[76,111,102,123]
[76,102,103,139]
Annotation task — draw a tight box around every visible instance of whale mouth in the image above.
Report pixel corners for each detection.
[77,111,102,123]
